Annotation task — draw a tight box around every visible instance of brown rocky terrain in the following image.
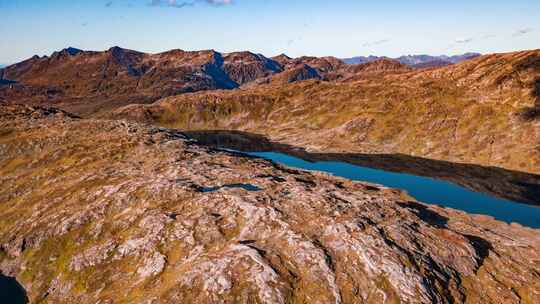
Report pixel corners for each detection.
[410,59,453,70]
[1,105,540,303]
[108,49,540,174]
[0,48,349,116]
[0,47,283,115]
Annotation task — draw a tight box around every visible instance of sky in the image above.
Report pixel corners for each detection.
[0,0,539,64]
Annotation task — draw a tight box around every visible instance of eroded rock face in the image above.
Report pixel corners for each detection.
[0,105,539,303]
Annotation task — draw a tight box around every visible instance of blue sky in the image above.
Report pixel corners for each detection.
[1,0,539,63]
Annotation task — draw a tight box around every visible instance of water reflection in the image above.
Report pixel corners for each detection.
[183,130,540,228]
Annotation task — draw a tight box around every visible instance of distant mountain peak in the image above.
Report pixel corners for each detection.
[275,53,291,59]
[50,47,83,59]
[107,46,133,55]
[108,46,124,52]
[342,53,481,68]
[63,47,83,55]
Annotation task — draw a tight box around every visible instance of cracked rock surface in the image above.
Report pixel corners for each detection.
[0,105,539,303]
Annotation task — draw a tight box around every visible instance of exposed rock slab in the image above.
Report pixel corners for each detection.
[0,105,539,303]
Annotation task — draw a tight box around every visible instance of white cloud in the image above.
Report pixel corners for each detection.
[455,37,473,44]
[513,28,534,37]
[362,39,389,47]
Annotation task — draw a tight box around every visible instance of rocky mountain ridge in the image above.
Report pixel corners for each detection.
[0,47,473,115]
[0,47,292,114]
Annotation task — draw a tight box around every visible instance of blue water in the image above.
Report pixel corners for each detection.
[249,152,540,228]
[0,275,27,304]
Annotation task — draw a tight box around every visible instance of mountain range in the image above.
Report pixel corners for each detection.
[0,47,419,115]
[0,47,345,114]
[1,47,539,174]
[341,53,482,68]
[0,47,478,116]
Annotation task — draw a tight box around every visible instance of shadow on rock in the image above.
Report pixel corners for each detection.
[463,234,493,271]
[518,77,540,121]
[397,201,449,228]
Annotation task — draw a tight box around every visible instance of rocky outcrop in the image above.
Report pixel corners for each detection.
[221,51,282,85]
[108,50,540,174]
[342,59,413,81]
[250,64,321,85]
[1,105,539,304]
[346,59,412,74]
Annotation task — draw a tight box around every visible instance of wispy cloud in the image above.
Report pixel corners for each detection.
[149,0,232,8]
[513,28,534,37]
[150,0,194,8]
[446,33,495,50]
[206,0,232,5]
[480,33,496,39]
[362,39,389,47]
[287,36,303,46]
[455,37,474,44]
[445,37,472,51]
